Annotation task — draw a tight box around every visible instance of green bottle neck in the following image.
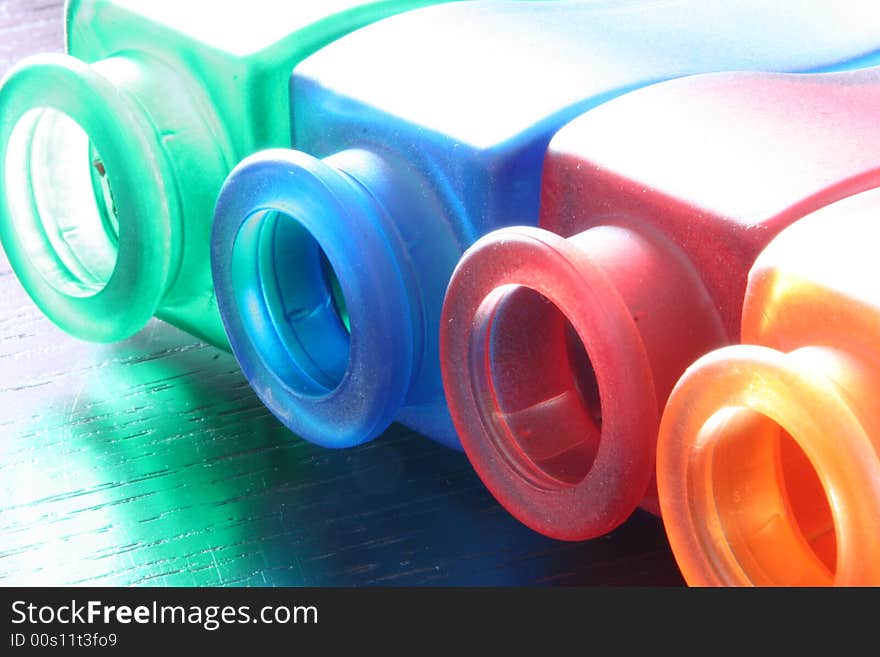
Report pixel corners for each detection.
[0,51,229,342]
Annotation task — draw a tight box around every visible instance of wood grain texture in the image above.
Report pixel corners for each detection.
[0,0,684,586]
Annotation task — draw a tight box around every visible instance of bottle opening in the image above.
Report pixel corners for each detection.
[321,249,350,333]
[4,107,120,298]
[232,209,351,396]
[693,407,836,585]
[475,284,602,487]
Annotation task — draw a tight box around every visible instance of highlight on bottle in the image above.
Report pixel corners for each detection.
[0,54,179,342]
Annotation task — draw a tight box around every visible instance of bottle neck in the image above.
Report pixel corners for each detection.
[567,224,728,406]
[440,223,725,539]
[212,147,423,447]
[0,51,226,341]
[658,344,880,586]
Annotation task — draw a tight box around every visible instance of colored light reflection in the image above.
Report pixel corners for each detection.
[0,251,681,585]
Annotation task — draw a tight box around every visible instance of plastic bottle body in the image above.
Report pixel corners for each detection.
[213,0,880,450]
[657,189,880,586]
[440,68,880,539]
[0,0,443,347]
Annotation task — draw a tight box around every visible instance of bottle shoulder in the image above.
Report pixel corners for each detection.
[743,188,880,353]
[293,0,880,150]
[545,69,880,236]
[66,0,414,61]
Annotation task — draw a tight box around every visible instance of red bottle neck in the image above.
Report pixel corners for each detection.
[441,223,726,539]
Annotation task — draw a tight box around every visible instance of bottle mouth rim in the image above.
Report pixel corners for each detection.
[0,54,176,342]
[657,344,880,586]
[211,149,415,448]
[440,226,658,540]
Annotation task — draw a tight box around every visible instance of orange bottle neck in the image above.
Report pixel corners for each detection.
[658,343,880,585]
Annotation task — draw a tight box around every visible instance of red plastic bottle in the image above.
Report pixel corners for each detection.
[440,68,880,540]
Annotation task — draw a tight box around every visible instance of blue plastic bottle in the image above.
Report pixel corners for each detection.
[211,0,880,449]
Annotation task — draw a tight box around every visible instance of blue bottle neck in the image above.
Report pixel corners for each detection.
[214,147,431,447]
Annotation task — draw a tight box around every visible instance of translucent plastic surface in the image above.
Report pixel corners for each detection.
[213,1,880,450]
[0,0,442,347]
[657,189,880,586]
[440,68,880,540]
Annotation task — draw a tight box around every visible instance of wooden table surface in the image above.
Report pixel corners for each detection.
[0,0,684,586]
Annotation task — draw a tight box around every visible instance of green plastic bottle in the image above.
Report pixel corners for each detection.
[0,0,443,348]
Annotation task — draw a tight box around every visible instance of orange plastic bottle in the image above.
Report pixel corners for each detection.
[657,188,880,586]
